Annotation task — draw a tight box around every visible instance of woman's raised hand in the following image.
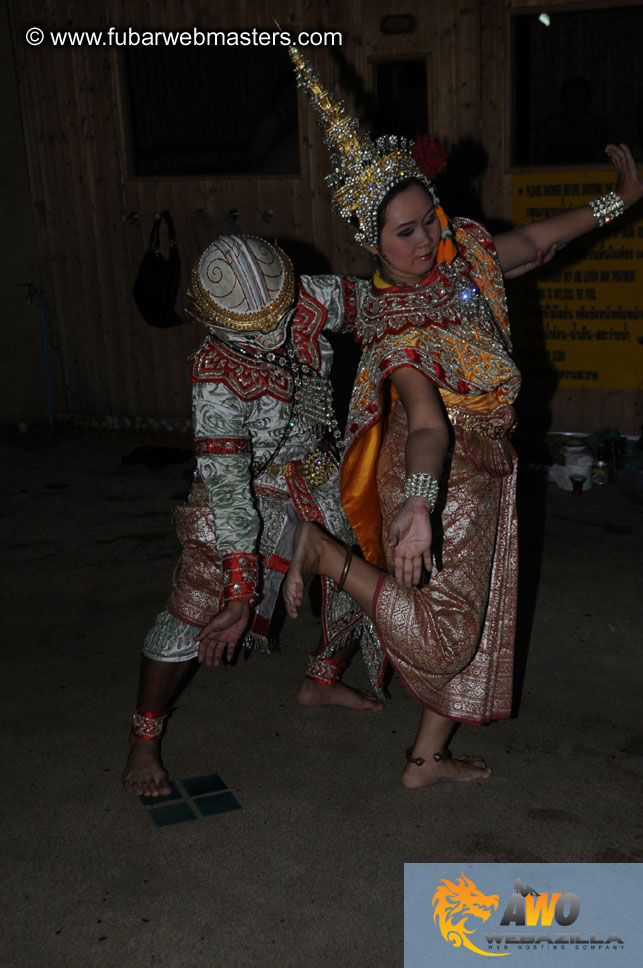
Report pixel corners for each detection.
[607,143,643,206]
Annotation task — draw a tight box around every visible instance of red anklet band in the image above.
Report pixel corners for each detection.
[131,707,169,740]
[305,656,346,686]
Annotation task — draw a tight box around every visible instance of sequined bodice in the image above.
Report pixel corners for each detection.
[356,257,506,352]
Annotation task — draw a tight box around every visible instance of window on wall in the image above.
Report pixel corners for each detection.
[512,5,643,167]
[123,46,300,176]
[371,58,429,140]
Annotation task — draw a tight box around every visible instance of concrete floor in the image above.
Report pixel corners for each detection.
[1,433,642,968]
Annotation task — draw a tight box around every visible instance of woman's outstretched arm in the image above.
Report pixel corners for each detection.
[494,144,643,278]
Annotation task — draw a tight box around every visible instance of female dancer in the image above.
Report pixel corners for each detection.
[283,47,643,788]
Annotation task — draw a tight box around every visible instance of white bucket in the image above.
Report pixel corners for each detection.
[549,453,593,491]
[563,443,588,460]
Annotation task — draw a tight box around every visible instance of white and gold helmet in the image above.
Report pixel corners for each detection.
[187,235,295,335]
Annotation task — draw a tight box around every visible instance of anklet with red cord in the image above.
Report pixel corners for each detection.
[131,707,169,740]
[305,655,346,686]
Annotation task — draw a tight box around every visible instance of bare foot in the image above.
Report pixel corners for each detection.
[122,734,172,797]
[401,752,492,789]
[295,677,383,711]
[283,523,325,618]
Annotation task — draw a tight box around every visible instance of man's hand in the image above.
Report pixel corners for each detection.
[196,600,250,667]
[503,242,561,279]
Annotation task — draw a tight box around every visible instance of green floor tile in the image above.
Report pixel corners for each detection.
[193,792,242,817]
[148,801,197,826]
[180,773,227,797]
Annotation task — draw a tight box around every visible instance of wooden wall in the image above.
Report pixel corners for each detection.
[8,0,642,432]
[481,0,643,434]
[1,1,45,424]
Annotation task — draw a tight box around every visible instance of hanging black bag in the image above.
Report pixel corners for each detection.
[132,210,183,328]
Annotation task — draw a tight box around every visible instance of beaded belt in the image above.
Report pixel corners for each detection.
[263,443,337,486]
[445,407,516,440]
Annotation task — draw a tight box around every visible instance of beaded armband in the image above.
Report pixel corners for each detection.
[222,553,259,605]
[588,191,625,228]
[403,472,439,512]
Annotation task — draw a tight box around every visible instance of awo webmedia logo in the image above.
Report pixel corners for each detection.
[404,864,641,967]
[432,873,625,956]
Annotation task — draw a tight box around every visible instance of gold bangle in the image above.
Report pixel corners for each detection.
[336,545,353,593]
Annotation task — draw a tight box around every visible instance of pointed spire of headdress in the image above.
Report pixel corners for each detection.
[288,45,439,246]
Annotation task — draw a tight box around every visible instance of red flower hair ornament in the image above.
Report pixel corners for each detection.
[411,135,448,181]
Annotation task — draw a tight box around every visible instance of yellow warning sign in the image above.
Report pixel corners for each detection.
[511,170,643,390]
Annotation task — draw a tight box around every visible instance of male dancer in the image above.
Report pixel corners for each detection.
[123,235,383,797]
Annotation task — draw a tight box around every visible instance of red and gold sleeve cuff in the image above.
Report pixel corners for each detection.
[222,553,259,605]
[195,436,251,456]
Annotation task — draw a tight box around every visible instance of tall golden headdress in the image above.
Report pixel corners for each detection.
[289,45,439,246]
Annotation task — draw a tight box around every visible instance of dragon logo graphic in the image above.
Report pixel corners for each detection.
[432,874,509,958]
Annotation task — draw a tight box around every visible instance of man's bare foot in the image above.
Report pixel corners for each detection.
[401,752,492,789]
[283,523,327,618]
[295,677,383,711]
[122,735,172,797]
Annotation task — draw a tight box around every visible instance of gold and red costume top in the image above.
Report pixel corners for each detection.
[340,218,521,567]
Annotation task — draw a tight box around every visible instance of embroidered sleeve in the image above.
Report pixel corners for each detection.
[192,381,261,579]
[299,274,367,334]
[453,218,512,347]
[453,218,500,261]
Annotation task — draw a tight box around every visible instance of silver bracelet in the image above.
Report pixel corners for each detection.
[588,191,625,228]
[403,472,439,512]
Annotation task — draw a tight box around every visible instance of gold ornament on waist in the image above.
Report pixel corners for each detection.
[301,448,336,485]
[446,407,516,440]
[264,447,336,486]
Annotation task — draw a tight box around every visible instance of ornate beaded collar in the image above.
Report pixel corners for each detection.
[356,257,486,348]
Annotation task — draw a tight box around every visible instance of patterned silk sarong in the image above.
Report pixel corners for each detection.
[373,399,518,725]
